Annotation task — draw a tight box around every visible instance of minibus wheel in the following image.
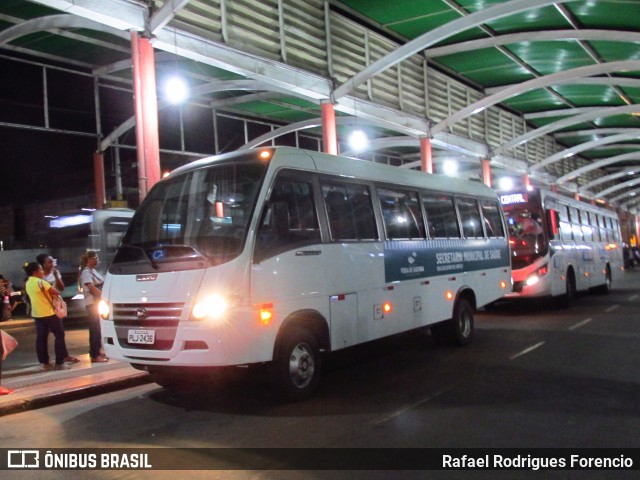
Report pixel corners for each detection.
[273,326,322,400]
[431,297,474,346]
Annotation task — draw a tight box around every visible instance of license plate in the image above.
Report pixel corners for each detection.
[128,329,155,345]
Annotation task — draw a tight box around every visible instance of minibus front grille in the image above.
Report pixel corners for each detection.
[111,302,184,351]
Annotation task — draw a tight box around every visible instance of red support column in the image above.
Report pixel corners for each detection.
[522,173,531,191]
[420,136,433,174]
[131,31,161,203]
[321,100,338,155]
[481,158,492,187]
[93,151,106,209]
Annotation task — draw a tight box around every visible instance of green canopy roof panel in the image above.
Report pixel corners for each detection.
[0,0,57,18]
[502,89,569,112]
[272,97,320,110]
[462,3,569,34]
[594,115,640,129]
[436,49,534,86]
[503,41,595,76]
[554,122,605,133]
[583,146,640,161]
[338,0,463,38]
[571,1,640,30]
[172,61,243,82]
[552,85,627,107]
[231,101,318,123]
[10,32,126,66]
[589,41,640,62]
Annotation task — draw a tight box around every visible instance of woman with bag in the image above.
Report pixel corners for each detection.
[24,262,75,371]
[80,251,108,363]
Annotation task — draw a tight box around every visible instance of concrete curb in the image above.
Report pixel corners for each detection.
[0,371,152,417]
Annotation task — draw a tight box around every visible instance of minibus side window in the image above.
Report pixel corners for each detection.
[321,181,377,241]
[480,200,506,238]
[422,194,460,238]
[254,176,320,261]
[456,197,484,239]
[377,188,425,240]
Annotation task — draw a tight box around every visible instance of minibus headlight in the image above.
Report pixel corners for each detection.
[192,295,228,320]
[98,299,110,319]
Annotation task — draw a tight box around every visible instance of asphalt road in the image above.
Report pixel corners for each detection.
[2,270,640,479]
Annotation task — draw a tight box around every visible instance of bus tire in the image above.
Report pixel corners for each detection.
[431,298,474,347]
[556,270,576,309]
[593,266,611,295]
[272,326,322,400]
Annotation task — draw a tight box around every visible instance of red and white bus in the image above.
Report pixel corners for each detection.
[500,188,623,307]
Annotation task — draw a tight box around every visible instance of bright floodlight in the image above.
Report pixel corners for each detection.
[349,130,368,152]
[442,160,458,176]
[499,177,514,191]
[164,76,189,104]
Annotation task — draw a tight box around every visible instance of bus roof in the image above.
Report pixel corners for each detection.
[170,147,499,200]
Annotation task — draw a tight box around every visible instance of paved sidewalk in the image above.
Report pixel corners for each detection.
[1,319,151,417]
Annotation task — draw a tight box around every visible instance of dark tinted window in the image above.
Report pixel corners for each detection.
[378,188,425,240]
[480,200,505,238]
[423,194,460,238]
[457,198,483,238]
[322,182,377,241]
[254,175,320,261]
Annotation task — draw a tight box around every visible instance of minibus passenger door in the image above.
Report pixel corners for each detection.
[251,177,326,332]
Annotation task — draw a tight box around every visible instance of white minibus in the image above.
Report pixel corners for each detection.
[100,147,511,398]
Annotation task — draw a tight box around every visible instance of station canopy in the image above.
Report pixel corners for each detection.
[1,0,640,211]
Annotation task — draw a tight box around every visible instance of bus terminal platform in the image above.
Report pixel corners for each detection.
[0,317,151,417]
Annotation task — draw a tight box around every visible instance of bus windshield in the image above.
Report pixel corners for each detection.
[504,206,548,269]
[114,160,267,269]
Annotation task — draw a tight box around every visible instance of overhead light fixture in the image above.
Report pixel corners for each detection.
[442,160,458,176]
[348,130,368,153]
[164,76,189,104]
[498,177,514,191]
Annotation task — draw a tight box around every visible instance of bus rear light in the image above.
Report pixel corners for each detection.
[445,291,454,300]
[500,281,508,289]
[382,302,392,314]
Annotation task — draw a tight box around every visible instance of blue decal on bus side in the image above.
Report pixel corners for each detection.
[383,239,510,283]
